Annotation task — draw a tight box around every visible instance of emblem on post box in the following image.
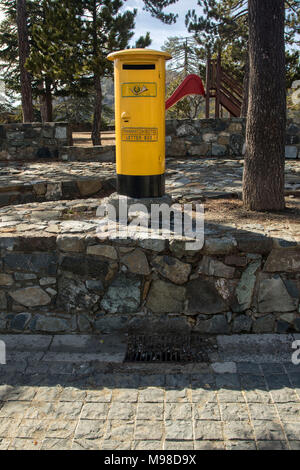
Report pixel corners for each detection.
[107,49,172,199]
[122,82,157,98]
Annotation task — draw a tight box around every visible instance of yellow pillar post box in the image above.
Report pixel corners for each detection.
[107,49,172,199]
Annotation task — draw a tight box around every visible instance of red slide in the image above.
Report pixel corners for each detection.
[165,74,206,110]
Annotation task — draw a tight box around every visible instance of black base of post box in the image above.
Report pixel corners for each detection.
[117,174,165,199]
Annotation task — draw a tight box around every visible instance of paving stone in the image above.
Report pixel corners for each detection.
[25,402,58,420]
[217,390,245,403]
[248,404,278,421]
[194,402,221,420]
[164,441,194,450]
[283,422,300,441]
[101,440,131,450]
[41,438,72,450]
[53,401,83,420]
[165,389,190,403]
[104,420,135,441]
[276,404,300,422]
[108,403,136,420]
[11,438,42,450]
[112,389,138,403]
[75,420,106,439]
[220,404,249,421]
[0,418,21,438]
[252,420,286,441]
[72,439,102,450]
[6,386,37,402]
[34,386,62,402]
[164,421,193,441]
[46,420,77,439]
[0,438,11,450]
[135,421,163,440]
[194,441,225,450]
[256,441,288,450]
[0,401,31,418]
[133,440,162,450]
[165,403,192,421]
[59,387,86,402]
[136,403,164,420]
[16,419,50,439]
[139,388,164,403]
[194,420,223,440]
[225,441,256,450]
[223,421,254,440]
[80,403,108,420]
[85,389,112,403]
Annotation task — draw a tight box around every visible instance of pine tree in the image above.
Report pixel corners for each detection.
[243,0,286,211]
[82,0,136,146]
[16,0,34,122]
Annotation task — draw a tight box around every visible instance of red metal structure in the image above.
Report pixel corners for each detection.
[165,74,205,110]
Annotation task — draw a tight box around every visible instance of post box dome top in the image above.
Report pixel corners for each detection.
[107,48,172,62]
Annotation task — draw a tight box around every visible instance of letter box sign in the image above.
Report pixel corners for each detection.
[107,49,172,199]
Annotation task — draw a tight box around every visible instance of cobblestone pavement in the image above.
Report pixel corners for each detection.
[0,335,300,450]
[1,159,299,197]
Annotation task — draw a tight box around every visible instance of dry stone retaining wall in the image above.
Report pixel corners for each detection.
[166,118,300,159]
[0,122,72,162]
[0,234,299,335]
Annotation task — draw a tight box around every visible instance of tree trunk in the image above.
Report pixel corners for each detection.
[240,53,249,117]
[39,79,53,122]
[91,0,101,146]
[92,76,102,146]
[16,0,34,123]
[243,0,286,211]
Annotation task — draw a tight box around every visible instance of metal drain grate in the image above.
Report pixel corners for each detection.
[124,335,215,363]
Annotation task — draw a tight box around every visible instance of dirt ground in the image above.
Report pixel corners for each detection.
[72,131,115,147]
[203,197,300,225]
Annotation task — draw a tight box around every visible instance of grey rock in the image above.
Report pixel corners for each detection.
[236,260,261,310]
[204,236,237,255]
[101,274,141,314]
[121,249,150,275]
[9,287,51,307]
[252,315,276,334]
[87,244,118,260]
[147,280,185,313]
[285,146,298,159]
[35,315,76,333]
[57,277,99,312]
[195,314,230,334]
[198,256,235,279]
[232,315,252,333]
[60,255,108,279]
[264,249,300,273]
[10,313,31,331]
[258,276,296,313]
[0,274,14,286]
[176,123,198,137]
[211,144,227,156]
[14,273,37,281]
[151,255,191,285]
[4,253,57,275]
[186,278,227,314]
[57,235,85,253]
[0,291,7,309]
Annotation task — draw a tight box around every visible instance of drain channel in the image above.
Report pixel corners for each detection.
[124,335,215,363]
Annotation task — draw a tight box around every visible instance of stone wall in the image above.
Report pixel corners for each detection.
[0,234,299,335]
[166,118,300,159]
[0,122,72,162]
[60,145,115,162]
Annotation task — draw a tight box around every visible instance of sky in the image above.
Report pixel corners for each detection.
[0,1,201,50]
[123,0,202,50]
